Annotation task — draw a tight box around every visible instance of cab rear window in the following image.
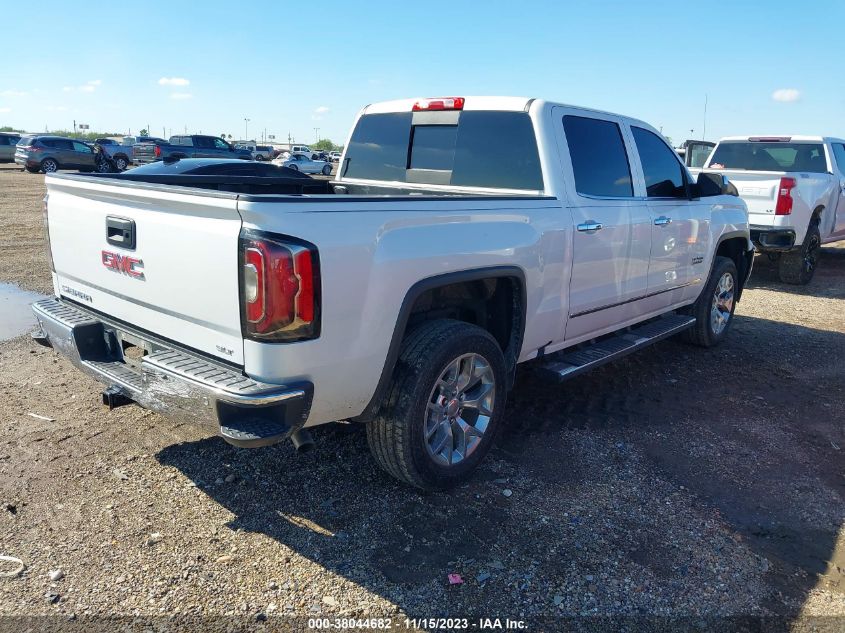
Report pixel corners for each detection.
[343,111,543,190]
[709,142,827,172]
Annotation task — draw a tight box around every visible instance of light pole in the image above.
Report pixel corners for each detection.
[314,128,320,142]
[244,118,250,140]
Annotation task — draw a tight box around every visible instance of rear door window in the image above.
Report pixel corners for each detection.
[344,111,543,190]
[562,115,633,197]
[632,126,687,198]
[831,143,845,176]
[72,141,90,153]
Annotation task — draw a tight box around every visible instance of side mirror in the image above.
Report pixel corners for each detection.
[695,172,738,197]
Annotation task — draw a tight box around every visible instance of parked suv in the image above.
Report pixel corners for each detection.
[14,135,97,173]
[0,132,22,162]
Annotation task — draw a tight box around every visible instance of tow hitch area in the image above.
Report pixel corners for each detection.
[102,386,133,410]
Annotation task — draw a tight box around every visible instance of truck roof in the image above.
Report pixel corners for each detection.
[362,96,660,134]
[717,135,845,143]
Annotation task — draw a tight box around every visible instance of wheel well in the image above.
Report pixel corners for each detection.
[352,271,525,423]
[811,206,824,225]
[716,237,751,299]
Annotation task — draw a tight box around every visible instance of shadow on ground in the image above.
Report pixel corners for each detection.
[745,247,845,298]
[157,315,844,623]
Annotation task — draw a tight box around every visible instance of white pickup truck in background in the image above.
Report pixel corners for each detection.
[32,96,753,489]
[695,136,845,284]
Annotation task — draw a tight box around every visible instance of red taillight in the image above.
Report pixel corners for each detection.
[412,97,465,111]
[240,232,320,342]
[28,146,42,152]
[154,145,161,158]
[775,177,796,215]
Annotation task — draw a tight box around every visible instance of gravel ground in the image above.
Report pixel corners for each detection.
[0,163,843,631]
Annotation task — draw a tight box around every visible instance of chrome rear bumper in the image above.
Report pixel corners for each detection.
[31,298,312,448]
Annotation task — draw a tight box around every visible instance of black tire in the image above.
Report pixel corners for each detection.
[255,155,264,161]
[41,158,59,174]
[287,164,298,171]
[366,319,507,490]
[114,156,129,171]
[321,164,332,175]
[778,223,820,285]
[682,256,738,348]
[25,167,39,174]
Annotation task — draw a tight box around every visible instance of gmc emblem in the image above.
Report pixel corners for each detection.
[102,250,145,280]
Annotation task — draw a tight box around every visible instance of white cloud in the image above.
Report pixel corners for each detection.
[63,80,101,93]
[159,77,190,87]
[0,107,11,113]
[311,105,330,121]
[0,90,27,97]
[170,92,193,100]
[45,105,68,112]
[772,88,800,103]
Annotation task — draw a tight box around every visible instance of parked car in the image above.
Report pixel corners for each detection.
[676,139,715,168]
[123,135,167,146]
[14,135,97,173]
[0,132,22,162]
[329,151,342,163]
[274,152,333,175]
[234,142,274,161]
[91,138,134,171]
[32,96,751,490]
[289,144,315,159]
[133,135,253,164]
[694,136,845,284]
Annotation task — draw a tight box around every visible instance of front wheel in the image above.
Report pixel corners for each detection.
[255,155,264,161]
[114,156,128,171]
[367,319,507,490]
[287,164,298,171]
[682,256,738,348]
[321,164,332,175]
[778,223,820,285]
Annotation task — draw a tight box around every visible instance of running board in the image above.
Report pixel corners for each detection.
[537,314,695,382]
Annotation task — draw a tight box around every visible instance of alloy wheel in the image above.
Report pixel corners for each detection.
[710,272,735,335]
[424,353,496,466]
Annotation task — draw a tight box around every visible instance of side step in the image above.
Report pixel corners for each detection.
[537,314,695,383]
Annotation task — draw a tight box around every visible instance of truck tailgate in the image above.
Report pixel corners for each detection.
[713,170,784,224]
[46,176,245,364]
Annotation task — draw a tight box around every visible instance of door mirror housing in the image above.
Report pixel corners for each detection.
[694,172,738,197]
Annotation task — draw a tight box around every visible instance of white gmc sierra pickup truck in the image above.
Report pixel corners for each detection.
[696,136,845,284]
[32,96,753,489]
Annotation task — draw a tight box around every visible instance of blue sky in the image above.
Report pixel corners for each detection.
[2,0,843,145]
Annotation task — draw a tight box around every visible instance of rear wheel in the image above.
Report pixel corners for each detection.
[367,319,506,490]
[255,155,264,161]
[682,256,738,348]
[287,164,298,171]
[41,158,58,173]
[321,164,332,175]
[778,223,820,285]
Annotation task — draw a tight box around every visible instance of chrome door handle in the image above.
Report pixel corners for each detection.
[577,221,603,233]
[654,216,672,226]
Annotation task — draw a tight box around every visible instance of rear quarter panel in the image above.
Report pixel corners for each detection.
[236,196,570,425]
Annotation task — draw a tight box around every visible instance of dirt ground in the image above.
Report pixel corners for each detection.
[0,163,843,631]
